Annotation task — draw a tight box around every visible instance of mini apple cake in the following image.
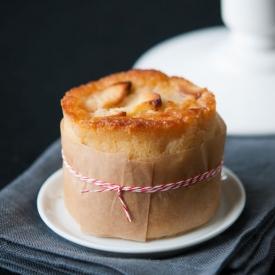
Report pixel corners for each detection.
[60,69,226,241]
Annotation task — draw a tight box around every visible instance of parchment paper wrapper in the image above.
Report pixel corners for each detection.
[61,115,226,242]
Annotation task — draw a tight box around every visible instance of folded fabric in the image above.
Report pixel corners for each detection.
[1,136,275,275]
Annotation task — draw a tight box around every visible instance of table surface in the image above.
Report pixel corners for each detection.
[1,1,274,274]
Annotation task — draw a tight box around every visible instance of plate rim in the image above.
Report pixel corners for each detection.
[37,166,246,255]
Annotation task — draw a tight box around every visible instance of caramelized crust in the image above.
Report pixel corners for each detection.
[61,69,221,158]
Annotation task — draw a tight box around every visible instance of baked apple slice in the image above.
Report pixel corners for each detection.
[85,82,131,111]
[131,90,162,114]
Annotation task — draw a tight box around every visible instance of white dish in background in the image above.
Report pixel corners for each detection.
[37,167,245,257]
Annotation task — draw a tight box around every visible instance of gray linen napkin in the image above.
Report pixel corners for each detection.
[1,136,275,275]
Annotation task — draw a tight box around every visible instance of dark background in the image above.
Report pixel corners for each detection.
[1,0,222,191]
[0,0,232,274]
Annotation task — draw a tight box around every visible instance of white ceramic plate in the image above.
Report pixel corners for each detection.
[37,167,245,257]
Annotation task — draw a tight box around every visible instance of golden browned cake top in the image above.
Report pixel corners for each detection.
[61,69,216,130]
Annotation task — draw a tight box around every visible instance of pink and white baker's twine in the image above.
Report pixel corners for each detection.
[61,150,223,222]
